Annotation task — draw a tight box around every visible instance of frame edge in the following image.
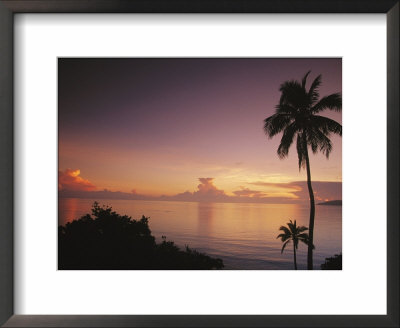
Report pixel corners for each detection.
[1,0,399,327]
[0,0,14,327]
[387,2,400,326]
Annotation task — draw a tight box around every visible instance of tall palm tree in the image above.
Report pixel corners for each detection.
[264,71,342,270]
[277,220,311,270]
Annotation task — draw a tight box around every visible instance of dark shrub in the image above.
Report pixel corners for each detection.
[59,202,224,270]
[321,253,342,270]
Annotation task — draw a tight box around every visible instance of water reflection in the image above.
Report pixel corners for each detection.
[58,197,79,225]
[197,202,215,236]
[58,198,342,269]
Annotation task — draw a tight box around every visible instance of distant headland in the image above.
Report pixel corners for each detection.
[317,200,342,206]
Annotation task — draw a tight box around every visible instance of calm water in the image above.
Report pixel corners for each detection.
[59,198,342,270]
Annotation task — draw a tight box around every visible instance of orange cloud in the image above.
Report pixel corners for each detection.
[196,178,225,196]
[250,181,341,201]
[58,169,96,191]
[167,178,229,202]
[233,187,266,198]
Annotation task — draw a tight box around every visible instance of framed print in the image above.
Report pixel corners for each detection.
[57,57,343,272]
[0,1,398,327]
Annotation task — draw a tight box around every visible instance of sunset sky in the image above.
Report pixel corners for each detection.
[58,58,342,203]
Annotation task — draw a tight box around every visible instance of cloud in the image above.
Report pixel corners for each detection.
[250,181,302,191]
[59,174,341,204]
[170,178,229,202]
[296,181,341,202]
[59,188,148,200]
[249,180,342,202]
[196,178,225,196]
[58,169,96,191]
[232,187,266,198]
[60,177,229,203]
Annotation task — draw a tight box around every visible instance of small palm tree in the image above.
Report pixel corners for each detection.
[277,220,311,270]
[264,71,342,270]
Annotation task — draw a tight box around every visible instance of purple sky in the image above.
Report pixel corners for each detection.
[59,58,342,203]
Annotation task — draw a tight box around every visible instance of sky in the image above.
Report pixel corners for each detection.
[58,58,342,204]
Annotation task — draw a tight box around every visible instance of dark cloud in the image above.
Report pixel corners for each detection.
[59,188,150,200]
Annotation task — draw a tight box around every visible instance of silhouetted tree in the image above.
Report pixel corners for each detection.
[264,71,342,269]
[59,202,224,270]
[277,220,312,270]
[321,253,342,270]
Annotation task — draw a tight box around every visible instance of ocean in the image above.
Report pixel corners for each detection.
[59,198,342,270]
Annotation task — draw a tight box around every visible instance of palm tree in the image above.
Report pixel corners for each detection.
[264,71,342,270]
[277,220,311,270]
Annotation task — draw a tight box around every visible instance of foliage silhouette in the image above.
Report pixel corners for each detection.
[264,71,342,269]
[277,220,312,270]
[59,202,224,270]
[321,253,342,270]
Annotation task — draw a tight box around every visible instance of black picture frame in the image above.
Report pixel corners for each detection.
[0,1,398,327]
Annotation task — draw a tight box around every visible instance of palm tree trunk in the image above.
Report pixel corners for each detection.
[293,242,297,270]
[304,141,315,270]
